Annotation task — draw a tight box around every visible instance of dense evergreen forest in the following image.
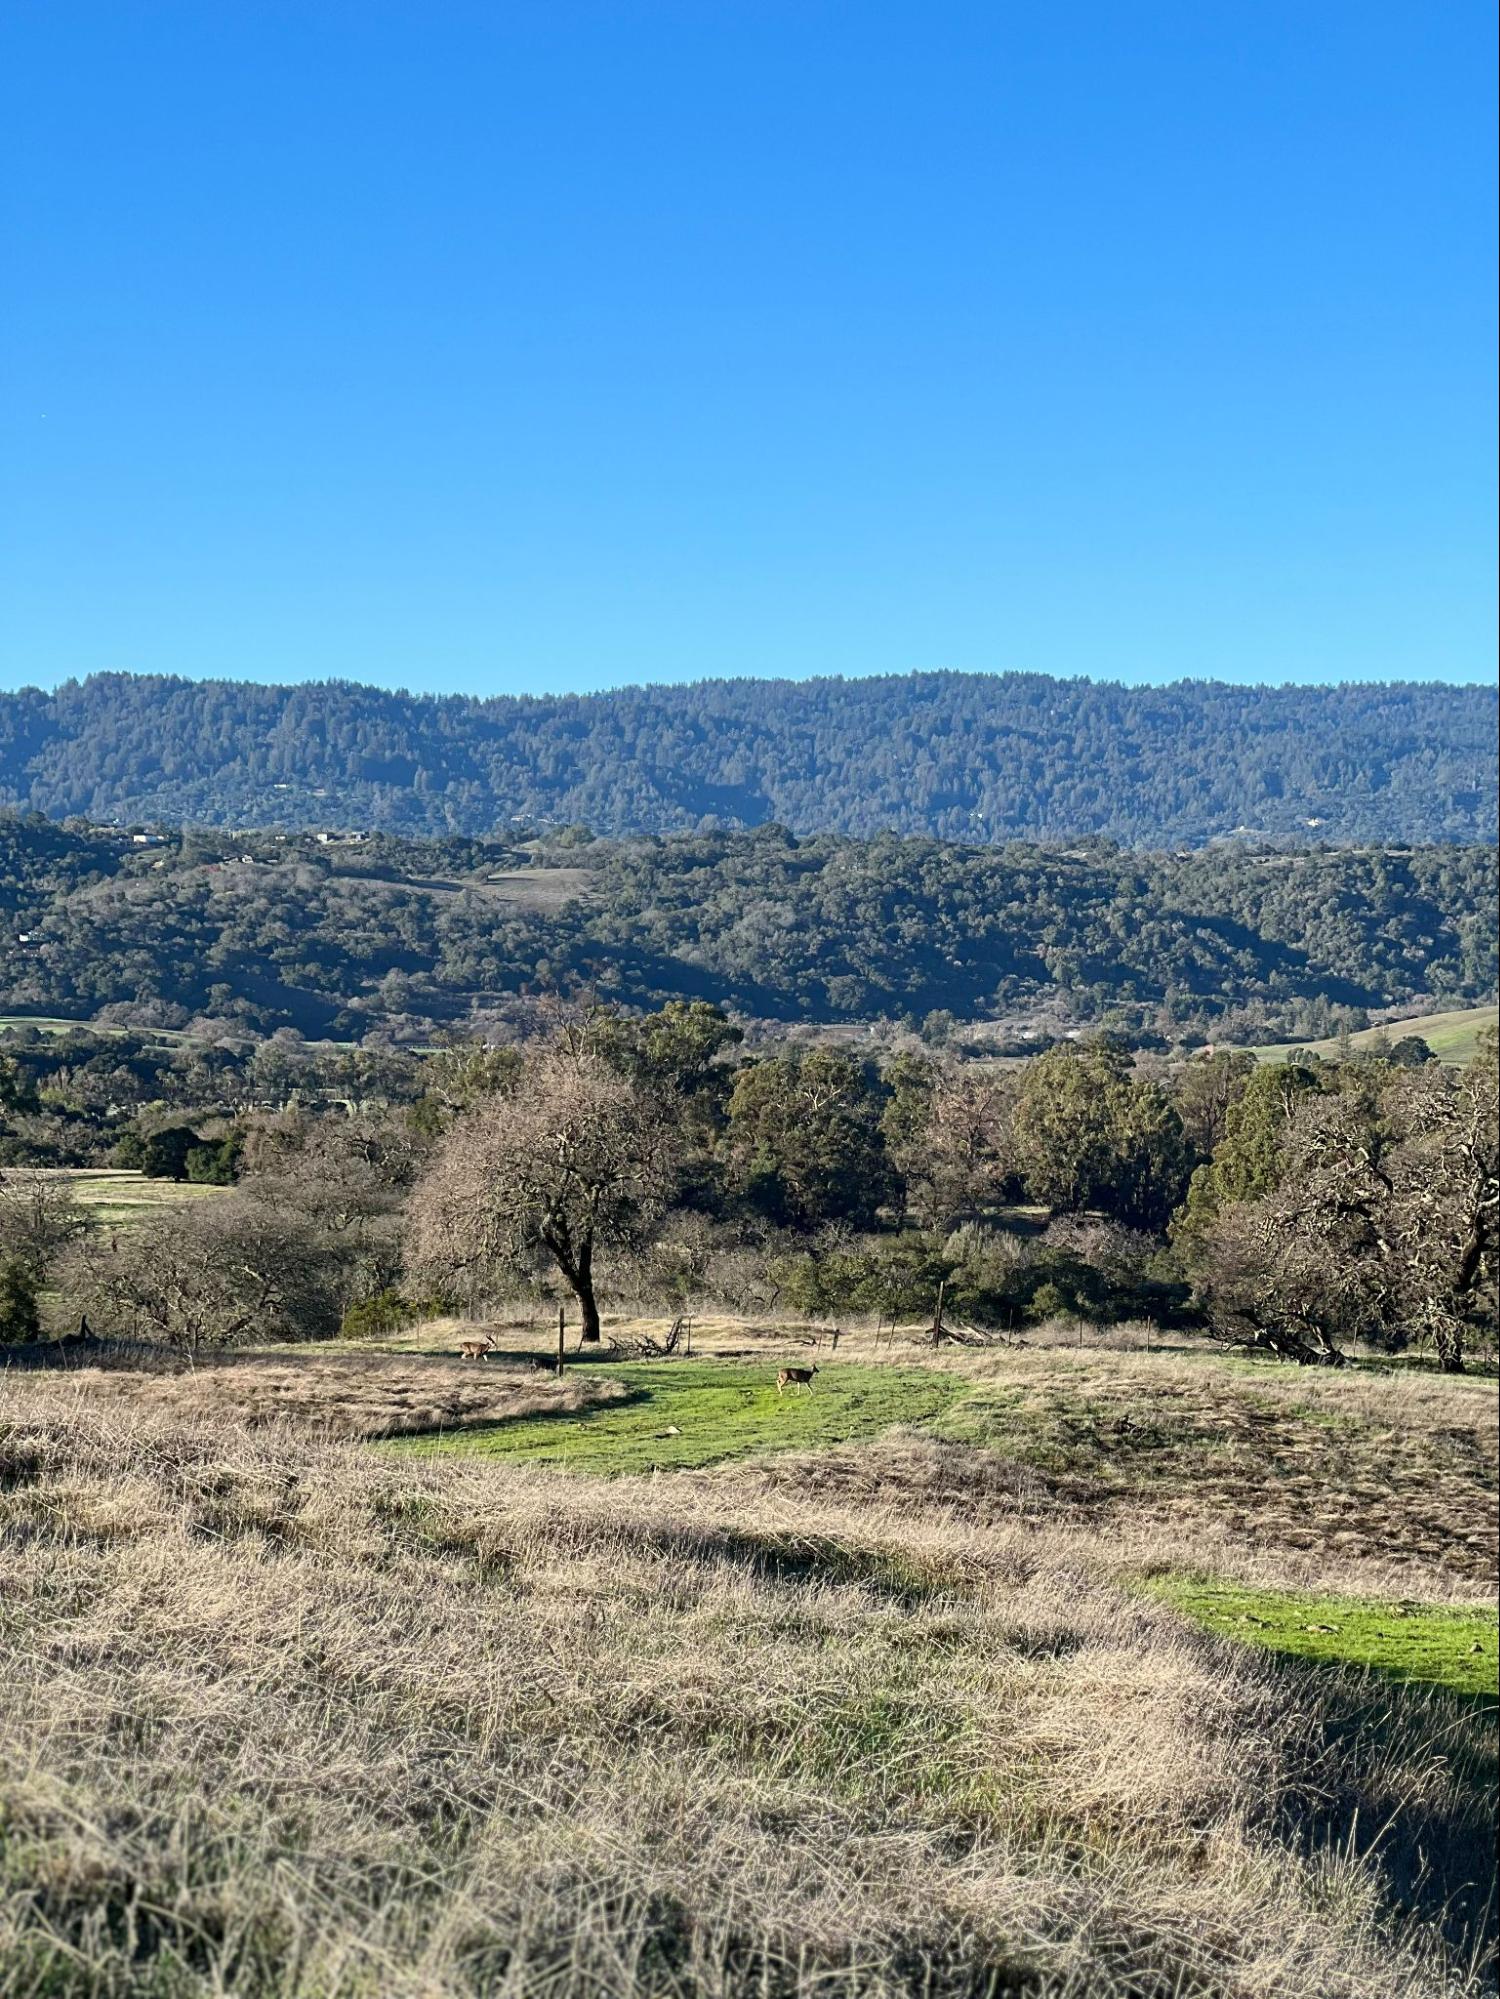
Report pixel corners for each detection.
[2,817,1493,1043]
[0,671,1494,846]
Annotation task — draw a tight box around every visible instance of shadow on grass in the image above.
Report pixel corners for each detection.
[396,1380,657,1445]
[628,1515,964,1607]
[1270,1653,1498,1973]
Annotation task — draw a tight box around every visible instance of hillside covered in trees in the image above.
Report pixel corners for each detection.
[2,817,1493,1043]
[1,671,1494,846]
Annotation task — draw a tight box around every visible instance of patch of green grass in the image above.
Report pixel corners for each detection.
[0,1012,195,1045]
[1246,1005,1497,1069]
[386,1358,961,1474]
[1150,1578,1499,1696]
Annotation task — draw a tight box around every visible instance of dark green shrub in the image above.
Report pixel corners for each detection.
[339,1290,449,1339]
[186,1132,244,1185]
[0,1256,41,1344]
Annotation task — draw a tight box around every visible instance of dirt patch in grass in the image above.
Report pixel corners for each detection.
[928,1360,1498,1590]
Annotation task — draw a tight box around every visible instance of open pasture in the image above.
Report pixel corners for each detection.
[388,1356,961,1472]
[1,1320,1493,1997]
[1246,1004,1498,1068]
[20,1164,230,1227]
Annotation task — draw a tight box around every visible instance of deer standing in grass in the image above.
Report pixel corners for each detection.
[458,1334,498,1360]
[776,1363,819,1396]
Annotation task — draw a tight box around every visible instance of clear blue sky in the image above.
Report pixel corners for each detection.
[1,1,1494,697]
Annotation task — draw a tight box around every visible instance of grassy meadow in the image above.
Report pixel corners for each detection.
[385,1356,962,1472]
[22,1164,230,1228]
[1246,1004,1498,1068]
[1,1313,1494,1998]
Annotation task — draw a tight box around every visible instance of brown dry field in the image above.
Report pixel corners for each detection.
[812,1332,1499,1598]
[0,1317,1495,1999]
[27,1343,628,1440]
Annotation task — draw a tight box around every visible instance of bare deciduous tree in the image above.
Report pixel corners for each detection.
[1193,1092,1396,1362]
[1192,1042,1500,1371]
[1172,1049,1257,1160]
[60,1198,340,1356]
[239,1111,419,1303]
[0,1169,90,1280]
[1381,1049,1498,1373]
[890,1064,1016,1228]
[407,1048,677,1342]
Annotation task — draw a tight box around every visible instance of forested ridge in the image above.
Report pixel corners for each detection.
[2,817,1493,1042]
[0,670,1494,846]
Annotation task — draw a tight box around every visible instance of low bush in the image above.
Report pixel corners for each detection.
[0,1254,40,1343]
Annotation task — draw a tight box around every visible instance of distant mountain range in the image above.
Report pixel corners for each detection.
[0,671,1494,846]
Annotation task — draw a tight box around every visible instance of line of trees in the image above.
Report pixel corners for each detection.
[3,671,1494,844]
[7,1002,1489,1374]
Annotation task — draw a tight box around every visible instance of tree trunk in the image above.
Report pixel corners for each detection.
[1435,1324,1466,1374]
[571,1236,602,1343]
[545,1229,602,1344]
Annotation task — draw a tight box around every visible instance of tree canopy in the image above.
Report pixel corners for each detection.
[1,671,1493,845]
[2,816,1493,1044]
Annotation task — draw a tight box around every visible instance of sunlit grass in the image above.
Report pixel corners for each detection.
[1149,1578,1499,1696]
[1246,1005,1497,1068]
[26,1167,229,1227]
[387,1358,961,1473]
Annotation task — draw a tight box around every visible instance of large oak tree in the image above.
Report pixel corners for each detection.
[408,1046,677,1342]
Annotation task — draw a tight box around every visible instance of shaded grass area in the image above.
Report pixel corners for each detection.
[387,1359,961,1474]
[1147,1579,1500,1697]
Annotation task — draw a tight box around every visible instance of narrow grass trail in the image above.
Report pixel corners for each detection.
[386,1358,962,1474]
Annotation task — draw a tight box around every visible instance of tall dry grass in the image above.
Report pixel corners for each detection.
[13,1347,626,1440]
[0,1370,1492,1999]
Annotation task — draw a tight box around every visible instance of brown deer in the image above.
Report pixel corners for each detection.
[457,1333,498,1360]
[776,1363,819,1396]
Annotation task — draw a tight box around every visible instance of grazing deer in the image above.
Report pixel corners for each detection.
[776,1363,819,1396]
[457,1334,497,1360]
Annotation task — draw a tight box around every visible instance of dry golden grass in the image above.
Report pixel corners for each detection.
[17,1347,627,1440]
[397,1311,1499,1596]
[23,1165,230,1228]
[0,1360,1493,1999]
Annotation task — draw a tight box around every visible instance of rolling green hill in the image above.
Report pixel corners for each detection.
[1247,1005,1498,1067]
[2,817,1494,1040]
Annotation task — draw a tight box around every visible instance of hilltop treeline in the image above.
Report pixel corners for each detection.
[1,670,1495,845]
[1,818,1493,1043]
